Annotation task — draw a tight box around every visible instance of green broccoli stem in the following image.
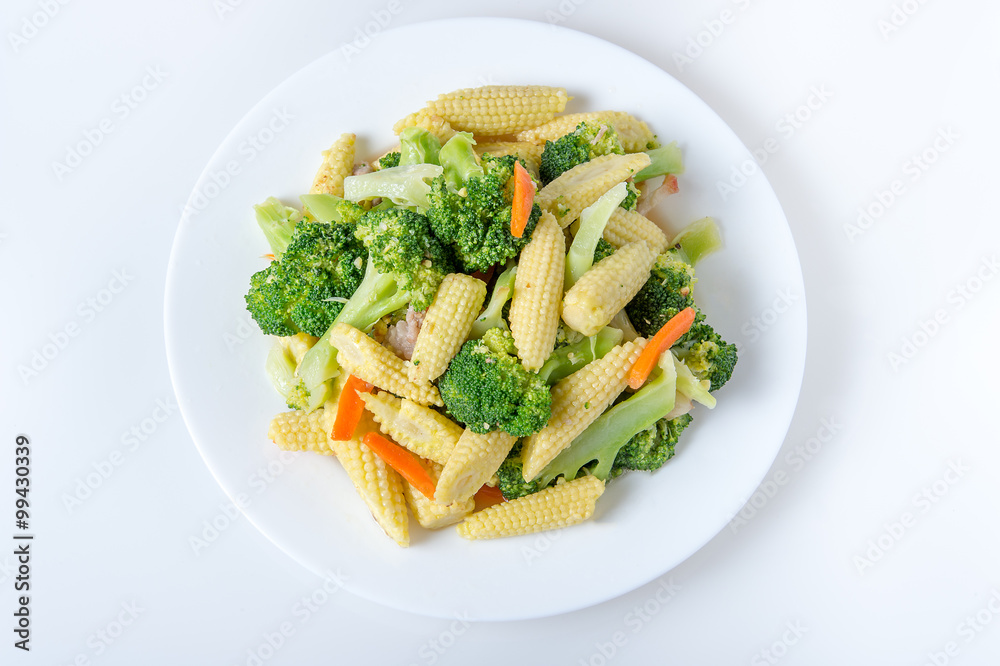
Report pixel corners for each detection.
[299,193,355,223]
[634,141,684,183]
[253,197,300,258]
[297,256,410,389]
[439,132,483,191]
[674,353,716,409]
[342,164,443,212]
[398,127,441,166]
[264,340,298,398]
[537,327,623,384]
[671,217,723,266]
[535,353,677,484]
[468,264,516,339]
[564,182,628,289]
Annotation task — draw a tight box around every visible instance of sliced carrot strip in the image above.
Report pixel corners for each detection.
[627,307,696,389]
[331,375,373,441]
[362,431,437,500]
[510,160,535,238]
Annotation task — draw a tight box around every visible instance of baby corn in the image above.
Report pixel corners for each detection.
[603,208,669,254]
[327,323,442,407]
[515,111,658,153]
[360,392,463,466]
[408,274,487,383]
[421,85,569,136]
[537,153,651,227]
[562,240,657,337]
[435,429,517,505]
[268,409,333,454]
[457,475,605,539]
[509,212,565,370]
[520,339,647,481]
[310,133,356,197]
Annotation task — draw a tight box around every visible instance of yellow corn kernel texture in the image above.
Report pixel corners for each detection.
[435,429,518,505]
[520,339,647,481]
[268,409,333,454]
[310,133,356,197]
[474,141,544,179]
[391,111,458,144]
[404,461,474,529]
[457,475,605,539]
[515,111,657,153]
[537,153,652,227]
[509,212,565,370]
[408,274,487,383]
[603,208,669,254]
[328,414,409,547]
[360,392,463,466]
[562,240,658,337]
[327,323,442,406]
[421,85,569,136]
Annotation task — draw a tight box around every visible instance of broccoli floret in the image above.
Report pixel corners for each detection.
[438,338,551,437]
[593,238,617,263]
[533,353,681,485]
[539,121,625,184]
[613,413,693,475]
[245,220,366,337]
[674,322,738,391]
[482,327,517,355]
[427,154,541,272]
[377,152,401,169]
[624,249,699,338]
[354,208,456,311]
[496,441,550,500]
[619,181,640,210]
[468,264,516,339]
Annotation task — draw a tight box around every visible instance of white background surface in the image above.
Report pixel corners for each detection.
[1,1,998,664]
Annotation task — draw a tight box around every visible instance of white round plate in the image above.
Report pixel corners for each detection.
[165,17,806,620]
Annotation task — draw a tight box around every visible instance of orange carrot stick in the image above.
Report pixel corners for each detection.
[362,431,437,500]
[474,484,507,506]
[331,375,373,441]
[510,160,535,238]
[627,307,696,389]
